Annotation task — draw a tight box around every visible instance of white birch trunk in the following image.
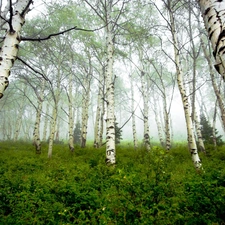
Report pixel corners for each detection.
[105,16,116,164]
[0,0,32,98]
[169,8,202,169]
[200,37,225,131]
[68,72,74,152]
[33,97,43,154]
[13,102,25,141]
[153,94,165,148]
[130,75,138,149]
[99,95,105,147]
[42,103,49,142]
[94,79,102,148]
[212,99,218,149]
[48,105,57,158]
[141,70,151,151]
[198,0,225,79]
[81,77,90,148]
[33,79,45,154]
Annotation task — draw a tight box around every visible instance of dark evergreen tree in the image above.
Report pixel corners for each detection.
[115,121,122,144]
[200,113,223,146]
[73,122,81,145]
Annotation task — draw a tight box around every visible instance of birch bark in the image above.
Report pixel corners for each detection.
[105,1,116,164]
[168,5,202,169]
[81,73,91,148]
[42,103,49,142]
[94,70,103,148]
[130,74,138,149]
[198,0,225,79]
[105,25,116,164]
[200,37,225,131]
[153,93,165,148]
[33,79,45,154]
[141,70,151,151]
[0,0,32,99]
[68,72,74,152]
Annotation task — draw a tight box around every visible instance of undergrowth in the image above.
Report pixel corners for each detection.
[0,141,225,224]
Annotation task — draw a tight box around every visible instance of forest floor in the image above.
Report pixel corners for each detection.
[0,141,225,224]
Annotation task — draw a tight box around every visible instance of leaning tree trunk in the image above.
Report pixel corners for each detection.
[168,6,202,169]
[198,0,225,79]
[0,0,32,99]
[200,37,225,131]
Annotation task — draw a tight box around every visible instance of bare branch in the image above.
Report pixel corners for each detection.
[21,25,107,41]
[17,57,50,82]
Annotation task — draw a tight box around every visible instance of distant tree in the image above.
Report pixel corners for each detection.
[200,113,223,146]
[73,122,81,145]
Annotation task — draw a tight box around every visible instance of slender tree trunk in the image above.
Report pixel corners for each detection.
[33,79,45,154]
[153,93,165,148]
[81,76,90,148]
[13,102,25,141]
[130,74,138,149]
[105,15,116,164]
[168,6,201,169]
[141,70,151,151]
[198,0,225,79]
[0,0,32,99]
[94,74,102,148]
[48,105,57,158]
[200,37,225,131]
[68,72,74,152]
[212,99,218,150]
[187,4,205,153]
[42,103,49,142]
[99,96,105,147]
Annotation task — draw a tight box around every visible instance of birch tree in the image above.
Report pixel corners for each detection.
[197,0,225,79]
[159,0,202,169]
[84,0,129,164]
[0,0,32,99]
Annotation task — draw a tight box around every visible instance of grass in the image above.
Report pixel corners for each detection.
[0,141,225,224]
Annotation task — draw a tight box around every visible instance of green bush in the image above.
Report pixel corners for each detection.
[0,141,225,224]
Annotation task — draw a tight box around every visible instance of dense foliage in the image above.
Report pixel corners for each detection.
[200,113,224,146]
[0,142,225,224]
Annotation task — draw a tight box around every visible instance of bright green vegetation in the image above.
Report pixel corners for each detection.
[0,141,225,224]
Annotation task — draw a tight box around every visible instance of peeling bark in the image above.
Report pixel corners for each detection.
[200,36,225,131]
[105,18,116,164]
[198,0,225,79]
[0,0,32,99]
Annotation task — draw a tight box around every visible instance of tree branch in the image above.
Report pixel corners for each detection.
[17,57,50,83]
[21,25,106,42]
